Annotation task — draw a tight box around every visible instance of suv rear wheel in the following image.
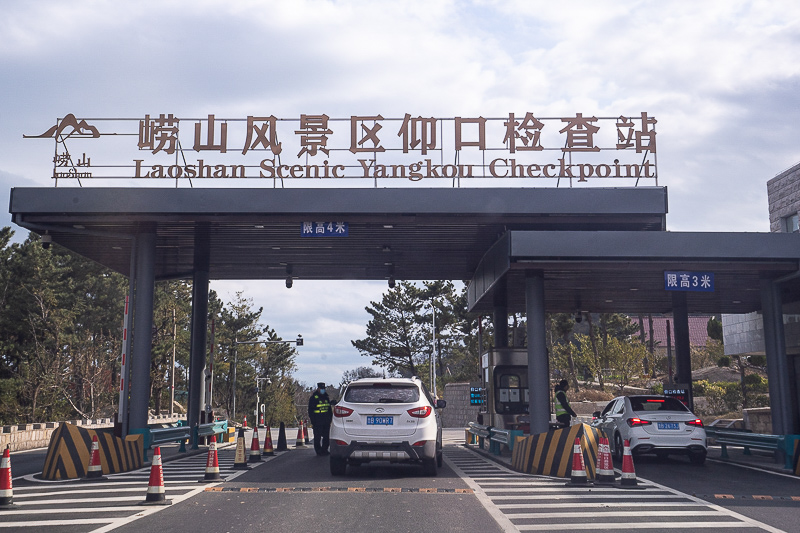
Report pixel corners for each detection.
[422,458,437,477]
[330,456,347,476]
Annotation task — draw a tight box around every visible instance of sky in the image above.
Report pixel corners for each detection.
[1,0,799,388]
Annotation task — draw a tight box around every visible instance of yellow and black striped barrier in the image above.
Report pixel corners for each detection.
[510,423,601,479]
[42,422,143,480]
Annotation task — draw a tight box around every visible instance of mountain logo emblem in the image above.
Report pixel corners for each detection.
[24,114,100,138]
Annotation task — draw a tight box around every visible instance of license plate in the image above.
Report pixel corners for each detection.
[657,422,680,430]
[367,416,393,425]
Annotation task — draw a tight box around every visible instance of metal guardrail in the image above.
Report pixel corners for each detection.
[141,420,229,461]
[705,427,788,467]
[467,422,523,455]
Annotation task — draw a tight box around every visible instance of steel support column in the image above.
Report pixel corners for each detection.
[129,231,156,432]
[188,225,210,447]
[671,292,693,410]
[526,271,550,435]
[493,277,508,348]
[761,278,797,435]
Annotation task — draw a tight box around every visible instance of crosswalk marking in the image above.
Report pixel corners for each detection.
[0,447,270,532]
[444,446,779,532]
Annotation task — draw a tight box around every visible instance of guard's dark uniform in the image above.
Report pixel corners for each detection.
[308,383,333,455]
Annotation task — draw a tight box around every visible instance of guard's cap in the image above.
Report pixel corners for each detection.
[317,382,326,388]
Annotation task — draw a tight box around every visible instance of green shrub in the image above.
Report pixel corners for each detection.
[717,355,731,367]
[743,373,768,393]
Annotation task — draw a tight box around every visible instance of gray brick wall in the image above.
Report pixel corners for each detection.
[441,382,481,428]
[767,162,800,233]
[723,163,800,356]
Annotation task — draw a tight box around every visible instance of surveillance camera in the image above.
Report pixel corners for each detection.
[388,276,395,288]
[285,277,293,289]
[574,311,582,323]
[41,234,52,250]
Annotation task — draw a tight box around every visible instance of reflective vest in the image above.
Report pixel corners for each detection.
[311,394,330,415]
[554,390,569,416]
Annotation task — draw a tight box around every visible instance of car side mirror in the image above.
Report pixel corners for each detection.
[592,411,601,418]
[436,399,447,409]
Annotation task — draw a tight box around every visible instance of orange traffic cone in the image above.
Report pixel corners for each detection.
[594,436,615,485]
[0,446,16,509]
[262,424,275,456]
[619,439,639,488]
[566,437,588,485]
[140,447,171,505]
[295,423,305,447]
[304,420,311,445]
[249,426,263,462]
[233,427,250,470]
[82,434,107,481]
[243,416,248,429]
[199,435,222,482]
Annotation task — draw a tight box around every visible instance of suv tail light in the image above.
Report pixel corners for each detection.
[685,418,704,427]
[626,417,652,427]
[333,405,353,418]
[407,406,432,418]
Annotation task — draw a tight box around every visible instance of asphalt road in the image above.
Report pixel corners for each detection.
[632,453,800,533]
[7,430,800,532]
[109,440,505,533]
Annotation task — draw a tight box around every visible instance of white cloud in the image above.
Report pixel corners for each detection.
[2,0,800,384]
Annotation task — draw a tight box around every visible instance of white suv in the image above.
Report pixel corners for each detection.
[329,377,446,476]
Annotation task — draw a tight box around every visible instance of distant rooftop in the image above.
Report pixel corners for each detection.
[635,315,713,348]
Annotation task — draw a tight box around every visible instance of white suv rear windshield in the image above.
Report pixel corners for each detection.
[344,383,420,404]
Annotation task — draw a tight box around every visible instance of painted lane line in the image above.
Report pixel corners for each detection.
[515,521,767,531]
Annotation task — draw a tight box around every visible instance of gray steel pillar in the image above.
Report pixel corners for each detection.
[526,271,550,435]
[129,231,156,432]
[671,292,693,409]
[493,277,508,348]
[761,278,797,435]
[188,225,210,446]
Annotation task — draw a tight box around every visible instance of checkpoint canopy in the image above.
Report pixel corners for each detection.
[8,186,800,315]
[10,185,800,437]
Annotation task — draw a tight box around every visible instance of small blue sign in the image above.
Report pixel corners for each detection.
[301,221,349,237]
[664,271,714,292]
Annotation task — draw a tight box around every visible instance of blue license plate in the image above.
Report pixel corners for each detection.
[657,422,680,430]
[367,416,393,425]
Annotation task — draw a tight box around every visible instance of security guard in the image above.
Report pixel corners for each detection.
[308,382,333,456]
[554,379,577,427]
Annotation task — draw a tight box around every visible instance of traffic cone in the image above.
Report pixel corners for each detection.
[619,439,640,488]
[262,424,275,456]
[566,437,588,485]
[276,422,288,451]
[199,435,222,482]
[593,436,616,485]
[233,427,250,469]
[82,434,107,481]
[249,426,263,462]
[304,420,311,445]
[0,446,16,509]
[243,416,247,429]
[295,423,305,447]
[259,413,265,427]
[140,447,171,505]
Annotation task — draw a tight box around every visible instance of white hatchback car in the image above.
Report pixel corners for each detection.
[329,376,445,476]
[592,395,707,465]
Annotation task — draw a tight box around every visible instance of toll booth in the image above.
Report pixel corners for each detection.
[479,348,530,431]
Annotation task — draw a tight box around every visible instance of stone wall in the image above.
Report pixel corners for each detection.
[767,162,800,233]
[0,415,186,452]
[743,407,773,434]
[441,383,481,428]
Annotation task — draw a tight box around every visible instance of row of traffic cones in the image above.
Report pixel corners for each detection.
[568,436,639,488]
[0,422,304,511]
